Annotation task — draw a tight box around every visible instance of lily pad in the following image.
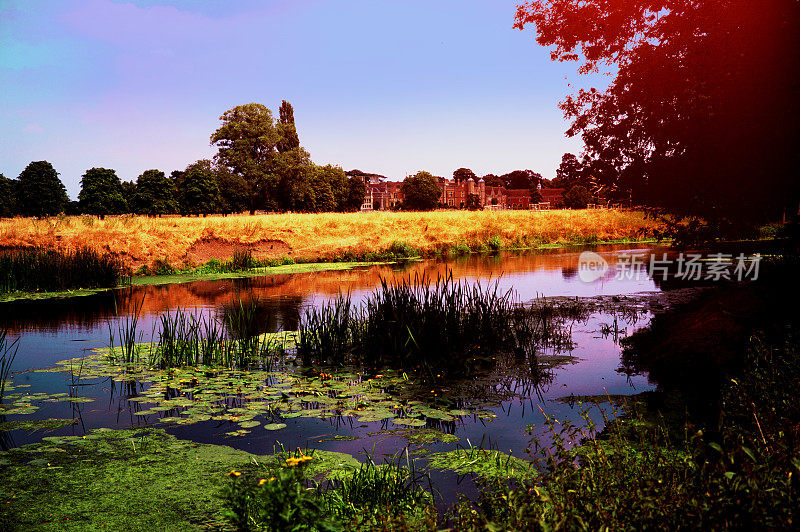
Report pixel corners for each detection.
[264,423,287,431]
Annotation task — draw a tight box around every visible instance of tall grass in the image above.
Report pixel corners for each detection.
[0,210,658,271]
[323,450,432,522]
[0,330,19,404]
[0,246,123,293]
[298,271,580,379]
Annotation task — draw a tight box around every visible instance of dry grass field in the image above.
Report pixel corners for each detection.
[0,209,659,271]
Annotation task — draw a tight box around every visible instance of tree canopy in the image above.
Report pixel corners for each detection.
[552,153,588,191]
[78,168,126,218]
[344,176,367,212]
[16,161,69,218]
[401,171,442,211]
[211,103,280,214]
[515,0,800,238]
[0,174,17,217]
[177,160,220,215]
[453,168,477,183]
[563,185,592,210]
[134,169,178,216]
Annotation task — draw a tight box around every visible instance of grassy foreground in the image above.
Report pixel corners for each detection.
[0,210,658,271]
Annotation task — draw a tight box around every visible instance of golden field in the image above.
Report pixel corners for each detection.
[0,209,660,271]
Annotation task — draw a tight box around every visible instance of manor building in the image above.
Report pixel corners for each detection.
[357,173,564,212]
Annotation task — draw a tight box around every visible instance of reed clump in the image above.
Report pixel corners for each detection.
[106,301,281,370]
[297,271,579,379]
[0,246,123,294]
[0,330,19,405]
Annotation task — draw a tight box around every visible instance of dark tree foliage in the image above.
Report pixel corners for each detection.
[552,153,589,191]
[563,185,592,209]
[281,161,351,213]
[120,181,136,213]
[344,176,367,212]
[16,161,69,218]
[211,103,280,214]
[0,174,18,217]
[215,164,249,214]
[275,148,315,211]
[401,171,442,211]
[277,100,300,153]
[78,168,126,218]
[177,160,220,215]
[453,168,477,183]
[482,174,505,187]
[515,0,800,239]
[501,169,541,189]
[134,169,178,216]
[465,193,481,210]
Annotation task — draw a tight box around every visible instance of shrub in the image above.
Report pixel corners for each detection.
[151,258,175,276]
[387,241,419,259]
[486,235,503,252]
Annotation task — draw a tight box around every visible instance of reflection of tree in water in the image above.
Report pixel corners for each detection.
[216,295,303,335]
[0,291,119,333]
[619,268,799,423]
[561,266,578,280]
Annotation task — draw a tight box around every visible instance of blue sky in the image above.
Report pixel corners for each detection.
[1,0,605,198]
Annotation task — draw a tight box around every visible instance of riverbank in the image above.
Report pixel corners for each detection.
[0,209,659,273]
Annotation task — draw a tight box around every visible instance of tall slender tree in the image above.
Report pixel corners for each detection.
[277,100,300,153]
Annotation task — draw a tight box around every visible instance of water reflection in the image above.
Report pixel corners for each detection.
[0,245,665,335]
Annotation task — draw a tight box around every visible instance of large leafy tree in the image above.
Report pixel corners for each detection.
[16,161,69,218]
[344,176,367,212]
[134,169,178,216]
[78,167,126,218]
[515,0,800,238]
[0,174,18,217]
[177,160,220,215]
[401,171,442,211]
[211,103,280,214]
[552,153,587,190]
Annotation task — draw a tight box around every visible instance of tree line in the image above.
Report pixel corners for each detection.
[0,101,367,218]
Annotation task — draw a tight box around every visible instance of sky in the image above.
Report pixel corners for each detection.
[1,0,607,199]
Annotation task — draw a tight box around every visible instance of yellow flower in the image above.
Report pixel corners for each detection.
[258,478,268,485]
[228,470,241,477]
[285,455,313,467]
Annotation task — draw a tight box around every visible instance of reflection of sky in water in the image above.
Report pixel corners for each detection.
[1,247,659,505]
